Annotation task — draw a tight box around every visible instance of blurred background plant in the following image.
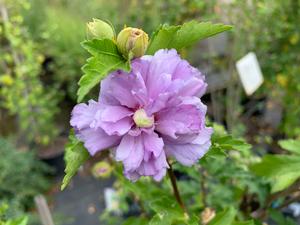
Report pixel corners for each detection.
[0,137,51,223]
[220,0,300,137]
[0,0,61,147]
[0,203,28,225]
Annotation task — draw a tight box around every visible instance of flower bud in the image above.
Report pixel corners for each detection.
[133,109,154,128]
[116,27,148,59]
[92,161,112,178]
[86,18,115,39]
[201,208,216,225]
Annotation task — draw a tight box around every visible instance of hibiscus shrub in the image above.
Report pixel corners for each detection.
[61,19,300,225]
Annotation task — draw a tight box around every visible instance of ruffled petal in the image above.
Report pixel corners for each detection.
[101,117,133,136]
[155,99,206,138]
[70,100,101,130]
[177,77,207,97]
[101,105,133,122]
[143,132,164,157]
[117,131,168,182]
[116,134,144,172]
[99,70,147,108]
[147,49,182,79]
[126,150,168,182]
[76,128,121,156]
[164,127,213,166]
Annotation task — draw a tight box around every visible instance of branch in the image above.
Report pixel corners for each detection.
[252,179,300,220]
[167,161,187,214]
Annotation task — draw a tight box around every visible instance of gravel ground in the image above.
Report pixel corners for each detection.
[52,173,114,225]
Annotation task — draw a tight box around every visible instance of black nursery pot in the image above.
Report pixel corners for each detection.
[38,136,68,176]
[41,152,65,176]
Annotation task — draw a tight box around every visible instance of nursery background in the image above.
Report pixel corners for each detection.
[0,0,300,224]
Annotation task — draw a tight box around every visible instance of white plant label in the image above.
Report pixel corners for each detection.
[236,52,264,95]
[104,188,120,213]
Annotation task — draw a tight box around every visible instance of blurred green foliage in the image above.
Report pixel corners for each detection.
[252,139,300,193]
[98,123,271,224]
[100,126,300,224]
[15,0,299,139]
[0,137,51,218]
[0,203,28,225]
[221,0,300,137]
[20,0,218,100]
[0,0,61,146]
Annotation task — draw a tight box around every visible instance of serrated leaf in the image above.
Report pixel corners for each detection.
[213,135,251,152]
[149,214,172,225]
[61,131,90,190]
[207,207,236,225]
[77,39,130,102]
[232,220,255,225]
[251,155,300,192]
[147,21,232,55]
[149,197,186,225]
[122,217,148,225]
[204,134,251,161]
[146,25,180,54]
[279,139,300,155]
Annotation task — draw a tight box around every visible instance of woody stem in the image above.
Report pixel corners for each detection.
[167,161,187,214]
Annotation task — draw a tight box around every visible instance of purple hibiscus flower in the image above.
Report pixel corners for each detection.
[70,49,213,181]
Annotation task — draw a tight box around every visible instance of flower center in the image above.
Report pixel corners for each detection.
[133,108,154,128]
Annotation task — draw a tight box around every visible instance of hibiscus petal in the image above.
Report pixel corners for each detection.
[148,49,181,78]
[124,170,141,182]
[70,100,101,130]
[100,71,147,108]
[116,134,144,172]
[153,168,167,182]
[101,117,133,136]
[115,134,135,161]
[164,127,213,166]
[155,102,203,138]
[147,73,172,100]
[101,105,133,122]
[77,128,121,156]
[143,132,164,157]
[177,77,207,97]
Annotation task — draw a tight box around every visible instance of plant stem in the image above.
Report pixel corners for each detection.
[167,161,187,214]
[253,179,300,220]
[200,167,208,208]
[277,192,300,210]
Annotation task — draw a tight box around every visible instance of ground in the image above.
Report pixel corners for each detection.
[52,173,114,225]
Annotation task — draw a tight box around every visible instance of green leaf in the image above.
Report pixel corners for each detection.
[203,134,251,160]
[279,139,300,155]
[77,39,130,102]
[122,217,148,225]
[251,155,300,192]
[269,209,297,225]
[146,25,180,55]
[61,131,90,190]
[149,197,186,225]
[149,214,172,225]
[271,172,300,193]
[207,207,236,225]
[147,21,232,55]
[5,216,28,225]
[186,215,201,225]
[232,220,255,225]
